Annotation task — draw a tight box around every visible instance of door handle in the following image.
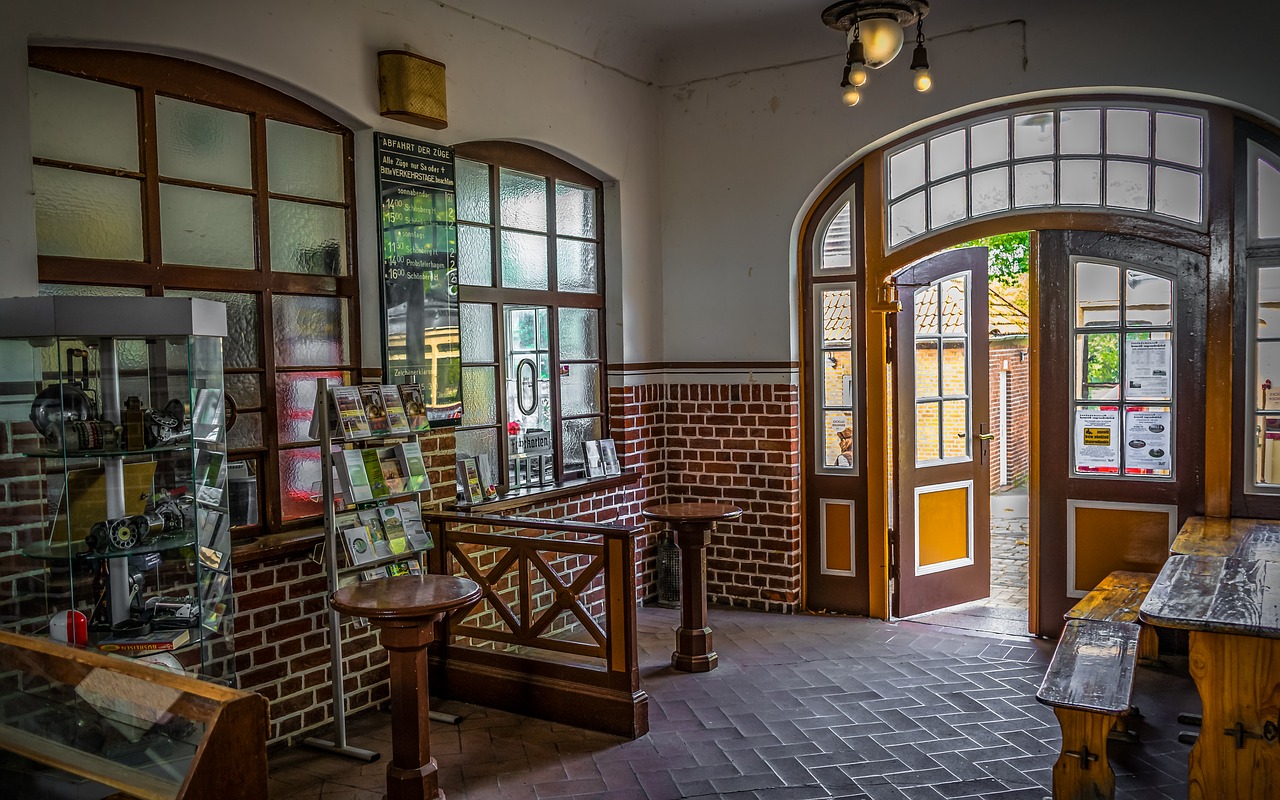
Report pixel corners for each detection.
[975,433,994,441]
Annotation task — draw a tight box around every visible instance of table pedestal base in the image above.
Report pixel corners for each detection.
[672,625,717,673]
[378,616,445,800]
[674,526,716,673]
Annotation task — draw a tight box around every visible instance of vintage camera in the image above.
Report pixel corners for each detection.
[84,490,193,554]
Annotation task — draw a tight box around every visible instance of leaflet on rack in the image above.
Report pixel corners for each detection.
[359,384,392,436]
[337,449,374,503]
[380,385,412,434]
[396,440,429,491]
[332,387,371,440]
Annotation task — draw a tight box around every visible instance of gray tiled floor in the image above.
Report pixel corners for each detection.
[270,603,1196,799]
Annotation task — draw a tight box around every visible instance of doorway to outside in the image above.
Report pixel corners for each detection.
[900,232,1032,637]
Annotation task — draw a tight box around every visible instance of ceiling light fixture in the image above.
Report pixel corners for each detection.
[822,0,931,105]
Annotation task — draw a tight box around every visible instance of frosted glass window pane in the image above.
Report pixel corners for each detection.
[455,428,498,470]
[969,119,1008,168]
[276,370,344,443]
[461,302,494,363]
[1013,112,1055,158]
[270,199,347,274]
[461,367,497,426]
[1059,159,1102,206]
[1257,158,1280,239]
[266,120,344,201]
[825,350,853,407]
[272,295,349,366]
[916,401,940,462]
[970,167,1010,216]
[1155,113,1202,167]
[156,96,251,188]
[1257,268,1280,333]
[939,277,968,335]
[166,289,260,369]
[458,224,493,286]
[929,130,967,181]
[1059,109,1101,155]
[1107,109,1150,158]
[1013,161,1054,207]
[1106,160,1150,210]
[942,400,969,459]
[500,168,547,231]
[160,184,254,268]
[889,192,927,247]
[33,166,143,260]
[501,231,549,290]
[560,363,600,416]
[226,373,265,407]
[562,417,602,471]
[28,68,138,171]
[556,181,596,238]
[821,202,852,270]
[915,340,939,398]
[1126,271,1172,327]
[1154,166,1202,223]
[929,176,967,229]
[889,143,925,200]
[559,307,599,360]
[39,283,144,298]
[1077,261,1119,326]
[456,158,491,223]
[280,446,321,521]
[557,238,598,293]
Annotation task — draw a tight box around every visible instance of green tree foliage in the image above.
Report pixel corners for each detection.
[951,230,1031,313]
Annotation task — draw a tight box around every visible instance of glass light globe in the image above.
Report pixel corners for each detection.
[848,17,904,68]
[913,68,932,92]
[849,63,868,87]
[842,85,862,107]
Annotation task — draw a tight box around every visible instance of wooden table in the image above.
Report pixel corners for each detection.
[1171,516,1280,560]
[642,502,742,672]
[331,574,482,800]
[1139,555,1280,799]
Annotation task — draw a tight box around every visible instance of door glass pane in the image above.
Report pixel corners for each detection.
[559,307,599,360]
[156,96,252,188]
[889,192,927,246]
[889,143,925,199]
[1059,109,1101,155]
[1013,161,1054,207]
[929,176,967,229]
[1154,112,1202,168]
[1077,332,1120,399]
[29,68,138,171]
[458,224,493,286]
[1258,268,1280,333]
[823,289,853,346]
[929,130,966,181]
[166,289,260,369]
[160,184,254,268]
[456,158,491,223]
[941,340,967,397]
[914,340,939,398]
[560,363,599,416]
[1106,160,1150,210]
[1259,158,1280,240]
[970,167,1010,216]
[942,400,968,459]
[500,230,548,290]
[499,168,547,231]
[1154,167,1202,223]
[913,284,939,335]
[915,401,941,462]
[506,306,552,433]
[1077,261,1120,326]
[461,366,497,426]
[461,302,494,363]
[969,119,1008,168]
[1124,332,1173,401]
[1060,160,1102,206]
[1123,405,1172,477]
[825,410,855,467]
[821,202,852,270]
[269,200,347,275]
[825,350,853,407]
[272,295,349,366]
[266,120,344,201]
[1106,109,1150,158]
[556,238,597,292]
[275,370,344,443]
[1013,112,1054,157]
[938,277,968,334]
[33,166,143,260]
[1258,341,1280,409]
[1074,404,1120,474]
[1125,271,1172,327]
[556,181,596,238]
[1255,416,1280,484]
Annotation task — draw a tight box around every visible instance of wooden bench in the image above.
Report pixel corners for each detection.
[1065,569,1160,664]
[1037,619,1141,800]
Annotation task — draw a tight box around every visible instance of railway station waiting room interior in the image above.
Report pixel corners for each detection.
[2,1,1280,798]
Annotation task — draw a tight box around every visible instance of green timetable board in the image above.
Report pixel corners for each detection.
[375,132,462,425]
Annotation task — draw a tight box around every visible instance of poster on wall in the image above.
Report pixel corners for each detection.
[1125,338,1172,400]
[1074,407,1120,473]
[375,132,463,426]
[1124,408,1172,474]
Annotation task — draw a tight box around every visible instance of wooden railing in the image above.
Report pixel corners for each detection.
[422,510,648,738]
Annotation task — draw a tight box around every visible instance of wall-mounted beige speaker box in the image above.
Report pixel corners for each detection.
[377,50,447,129]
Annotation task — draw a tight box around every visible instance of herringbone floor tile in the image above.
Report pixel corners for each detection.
[270,605,1195,799]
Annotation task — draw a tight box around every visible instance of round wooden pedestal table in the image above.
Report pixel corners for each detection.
[641,502,743,672]
[330,574,482,800]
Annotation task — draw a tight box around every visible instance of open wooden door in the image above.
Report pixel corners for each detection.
[892,247,992,617]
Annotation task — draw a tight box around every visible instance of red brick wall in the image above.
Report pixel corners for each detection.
[989,339,1030,490]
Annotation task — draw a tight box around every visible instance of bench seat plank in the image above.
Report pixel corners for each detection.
[1065,570,1156,624]
[1037,619,1139,715]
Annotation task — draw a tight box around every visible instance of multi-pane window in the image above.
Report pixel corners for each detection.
[913,276,971,464]
[455,145,606,488]
[28,48,357,537]
[1249,142,1280,490]
[1071,260,1174,478]
[813,199,858,473]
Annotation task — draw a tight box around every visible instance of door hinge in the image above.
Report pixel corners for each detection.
[888,527,899,580]
[885,319,896,364]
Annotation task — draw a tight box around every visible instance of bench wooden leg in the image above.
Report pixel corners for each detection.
[1136,623,1159,665]
[1052,707,1117,800]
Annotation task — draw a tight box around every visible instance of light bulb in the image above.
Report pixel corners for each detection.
[842,84,861,107]
[913,68,932,92]
[849,63,868,87]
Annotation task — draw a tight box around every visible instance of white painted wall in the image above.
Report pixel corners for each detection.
[0,0,663,368]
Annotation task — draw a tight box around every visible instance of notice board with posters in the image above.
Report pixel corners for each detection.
[374,132,462,426]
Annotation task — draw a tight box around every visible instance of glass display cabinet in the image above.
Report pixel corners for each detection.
[0,296,233,684]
